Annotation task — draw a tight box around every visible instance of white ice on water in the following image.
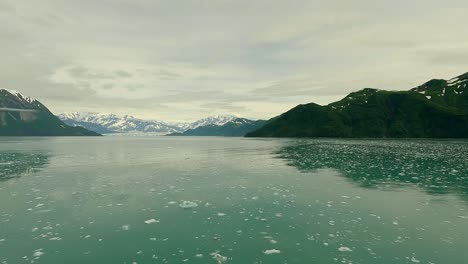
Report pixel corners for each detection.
[210,251,228,263]
[179,201,198,209]
[144,219,160,224]
[263,249,281,255]
[338,247,352,252]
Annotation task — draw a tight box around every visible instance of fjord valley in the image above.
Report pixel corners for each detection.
[2,1,468,263]
[2,72,468,139]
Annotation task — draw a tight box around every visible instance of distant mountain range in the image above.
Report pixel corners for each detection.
[58,113,261,136]
[58,112,183,135]
[0,89,99,136]
[247,72,468,138]
[168,118,266,137]
[4,71,468,138]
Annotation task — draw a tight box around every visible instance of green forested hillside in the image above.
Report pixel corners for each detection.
[246,73,468,138]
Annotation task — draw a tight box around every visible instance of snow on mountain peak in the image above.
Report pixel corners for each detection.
[188,115,238,129]
[1,89,37,104]
[58,112,240,134]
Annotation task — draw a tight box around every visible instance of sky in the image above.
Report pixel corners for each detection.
[1,0,468,122]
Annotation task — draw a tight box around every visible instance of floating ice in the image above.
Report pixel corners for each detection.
[144,219,160,224]
[33,249,44,258]
[210,251,228,263]
[179,201,198,209]
[121,225,130,231]
[217,213,226,216]
[411,256,420,263]
[338,247,352,252]
[264,249,281,255]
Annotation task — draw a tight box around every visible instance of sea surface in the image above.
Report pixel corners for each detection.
[1,137,468,264]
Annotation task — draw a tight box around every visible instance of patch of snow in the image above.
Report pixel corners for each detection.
[4,89,37,104]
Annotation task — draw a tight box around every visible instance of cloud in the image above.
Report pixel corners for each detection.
[0,0,467,121]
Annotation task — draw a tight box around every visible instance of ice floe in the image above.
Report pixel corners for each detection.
[338,247,352,252]
[263,249,281,255]
[179,200,198,209]
[33,248,44,258]
[144,219,160,224]
[210,251,228,263]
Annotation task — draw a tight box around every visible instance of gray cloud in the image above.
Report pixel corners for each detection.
[0,0,467,121]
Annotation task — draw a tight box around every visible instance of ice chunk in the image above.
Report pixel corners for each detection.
[263,249,281,255]
[210,251,228,263]
[338,247,352,252]
[144,219,160,224]
[33,249,44,258]
[179,201,198,209]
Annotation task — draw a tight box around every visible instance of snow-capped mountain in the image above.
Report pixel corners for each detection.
[58,112,240,135]
[169,118,267,137]
[0,89,44,110]
[182,114,237,130]
[0,89,99,136]
[58,112,183,134]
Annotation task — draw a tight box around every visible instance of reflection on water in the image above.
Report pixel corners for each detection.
[0,152,49,181]
[276,139,468,199]
[1,137,468,264]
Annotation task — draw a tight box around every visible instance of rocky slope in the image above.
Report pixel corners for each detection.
[0,89,100,136]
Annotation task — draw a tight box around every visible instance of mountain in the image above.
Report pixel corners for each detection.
[168,118,266,136]
[183,115,237,130]
[246,72,468,138]
[0,89,100,136]
[58,113,239,135]
[58,112,182,135]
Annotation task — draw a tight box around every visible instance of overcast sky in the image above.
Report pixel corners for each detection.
[1,0,467,122]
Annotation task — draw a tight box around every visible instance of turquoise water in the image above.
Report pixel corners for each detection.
[0,137,468,264]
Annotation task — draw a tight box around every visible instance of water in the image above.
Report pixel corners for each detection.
[1,137,468,264]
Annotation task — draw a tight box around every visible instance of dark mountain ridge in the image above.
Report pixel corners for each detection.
[246,72,468,138]
[0,89,100,136]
